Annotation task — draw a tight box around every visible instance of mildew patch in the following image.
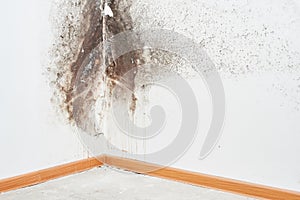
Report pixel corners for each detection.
[48,0,143,135]
[47,0,199,136]
[129,0,300,111]
[130,0,300,77]
[45,0,229,131]
[47,0,300,136]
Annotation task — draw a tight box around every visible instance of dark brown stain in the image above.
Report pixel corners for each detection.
[49,0,143,135]
[66,1,103,103]
[48,0,186,136]
[130,93,138,113]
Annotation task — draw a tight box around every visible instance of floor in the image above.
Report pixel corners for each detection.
[1,166,255,200]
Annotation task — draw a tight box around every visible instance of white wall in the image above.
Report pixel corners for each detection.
[103,0,300,192]
[1,0,300,194]
[0,0,88,180]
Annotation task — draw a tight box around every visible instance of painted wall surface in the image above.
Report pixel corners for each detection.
[1,0,300,194]
[101,0,300,192]
[0,0,88,180]
[143,0,300,192]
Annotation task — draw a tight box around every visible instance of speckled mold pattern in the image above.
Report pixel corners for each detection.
[47,0,300,135]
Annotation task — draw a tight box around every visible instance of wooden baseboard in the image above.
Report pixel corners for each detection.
[0,157,102,193]
[104,155,300,200]
[1,155,300,200]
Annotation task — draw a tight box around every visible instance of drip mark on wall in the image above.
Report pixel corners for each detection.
[47,0,183,136]
[48,0,139,135]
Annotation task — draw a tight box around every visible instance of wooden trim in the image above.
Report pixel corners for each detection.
[0,157,102,193]
[1,155,300,200]
[104,155,300,200]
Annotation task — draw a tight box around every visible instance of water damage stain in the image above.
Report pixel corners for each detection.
[50,0,269,138]
[48,0,300,137]
[48,0,143,135]
[48,0,194,137]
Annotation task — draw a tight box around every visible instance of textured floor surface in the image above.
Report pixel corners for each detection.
[0,167,255,200]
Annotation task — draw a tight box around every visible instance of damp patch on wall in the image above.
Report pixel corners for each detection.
[46,0,300,138]
[46,0,199,137]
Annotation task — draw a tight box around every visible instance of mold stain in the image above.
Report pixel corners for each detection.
[48,0,143,135]
[47,0,189,137]
[48,0,300,138]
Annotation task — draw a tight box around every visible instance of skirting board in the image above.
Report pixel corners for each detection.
[1,155,300,200]
[0,158,102,193]
[103,156,300,200]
